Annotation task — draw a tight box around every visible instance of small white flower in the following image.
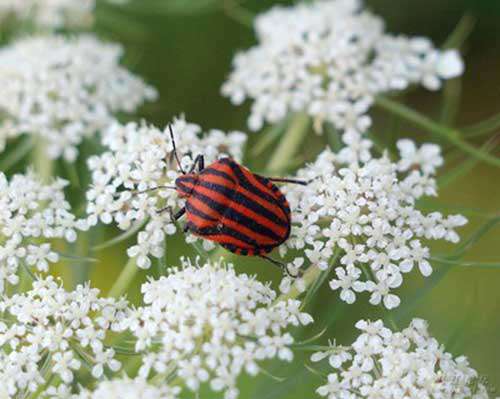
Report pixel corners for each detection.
[313,319,490,399]
[119,258,312,398]
[0,34,157,161]
[437,49,465,79]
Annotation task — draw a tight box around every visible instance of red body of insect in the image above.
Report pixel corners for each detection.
[175,157,291,257]
[167,127,307,272]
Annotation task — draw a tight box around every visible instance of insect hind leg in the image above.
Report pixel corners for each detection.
[260,255,300,278]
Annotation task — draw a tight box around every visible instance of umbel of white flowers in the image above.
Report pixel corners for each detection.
[0,0,95,30]
[0,171,88,293]
[0,276,128,397]
[42,378,181,399]
[0,34,157,161]
[118,258,313,399]
[222,0,464,140]
[279,139,467,309]
[312,319,490,398]
[86,117,247,269]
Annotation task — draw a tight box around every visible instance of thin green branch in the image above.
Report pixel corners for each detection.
[222,0,255,27]
[463,113,500,137]
[375,96,500,168]
[266,112,311,173]
[108,257,139,298]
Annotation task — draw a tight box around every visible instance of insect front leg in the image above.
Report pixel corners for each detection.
[188,154,205,173]
[157,206,186,221]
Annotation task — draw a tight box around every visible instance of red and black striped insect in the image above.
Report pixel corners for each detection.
[166,127,308,275]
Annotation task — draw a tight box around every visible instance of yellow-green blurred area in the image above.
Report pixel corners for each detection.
[34,0,500,397]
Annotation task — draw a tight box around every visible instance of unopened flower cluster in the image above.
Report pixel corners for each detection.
[280,140,467,309]
[0,171,87,293]
[313,319,489,398]
[119,259,313,399]
[0,34,157,161]
[0,276,128,397]
[86,118,246,269]
[43,378,180,399]
[222,0,464,142]
[0,0,95,30]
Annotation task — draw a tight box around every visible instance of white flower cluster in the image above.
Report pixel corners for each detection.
[86,118,247,269]
[0,276,129,397]
[222,0,464,140]
[0,34,157,161]
[0,171,87,293]
[0,0,95,30]
[45,378,180,399]
[280,140,467,309]
[313,319,490,398]
[119,258,313,399]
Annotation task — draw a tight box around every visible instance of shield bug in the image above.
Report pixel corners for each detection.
[165,126,308,275]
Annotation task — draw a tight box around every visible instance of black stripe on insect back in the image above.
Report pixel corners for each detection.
[185,202,218,222]
[218,158,280,205]
[202,168,237,184]
[195,180,288,228]
[189,190,284,242]
[193,224,260,247]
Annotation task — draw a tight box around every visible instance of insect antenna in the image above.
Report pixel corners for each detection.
[168,124,186,174]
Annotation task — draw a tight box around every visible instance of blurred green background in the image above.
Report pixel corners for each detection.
[44,0,500,396]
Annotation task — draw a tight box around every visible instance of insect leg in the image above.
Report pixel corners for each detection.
[157,206,186,221]
[168,124,186,174]
[260,255,300,278]
[187,155,205,174]
[264,177,309,186]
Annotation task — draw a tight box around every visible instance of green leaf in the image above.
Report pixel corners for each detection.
[93,220,148,251]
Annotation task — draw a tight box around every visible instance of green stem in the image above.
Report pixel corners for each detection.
[375,96,500,168]
[222,0,254,27]
[463,113,500,137]
[0,137,34,172]
[108,257,139,298]
[33,138,54,182]
[276,264,322,303]
[72,232,91,287]
[266,113,311,173]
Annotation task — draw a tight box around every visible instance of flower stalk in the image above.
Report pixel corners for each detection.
[108,257,139,298]
[266,112,310,172]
